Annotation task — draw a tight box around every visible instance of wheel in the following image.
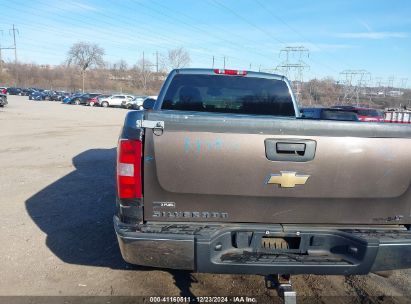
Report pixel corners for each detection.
[74,99,81,105]
[101,101,109,108]
[89,101,95,107]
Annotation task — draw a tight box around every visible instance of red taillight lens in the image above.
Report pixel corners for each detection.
[213,69,247,76]
[117,139,142,199]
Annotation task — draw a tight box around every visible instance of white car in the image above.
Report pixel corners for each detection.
[100,95,134,108]
[124,95,146,110]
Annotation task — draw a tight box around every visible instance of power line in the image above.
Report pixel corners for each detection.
[211,0,286,45]
[148,0,273,63]
[253,0,352,72]
[4,0,219,64]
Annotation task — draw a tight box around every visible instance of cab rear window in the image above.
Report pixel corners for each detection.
[161,74,295,116]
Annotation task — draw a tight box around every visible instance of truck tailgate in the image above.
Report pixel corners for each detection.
[143,111,411,224]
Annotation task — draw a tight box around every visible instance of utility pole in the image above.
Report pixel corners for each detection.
[9,24,19,64]
[223,56,226,69]
[373,77,383,96]
[212,56,215,68]
[142,51,145,74]
[155,51,159,73]
[276,46,310,97]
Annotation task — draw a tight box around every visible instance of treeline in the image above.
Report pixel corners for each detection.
[298,78,411,109]
[0,44,191,95]
[0,62,167,95]
[1,62,409,109]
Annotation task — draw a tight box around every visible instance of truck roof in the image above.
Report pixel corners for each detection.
[172,68,286,80]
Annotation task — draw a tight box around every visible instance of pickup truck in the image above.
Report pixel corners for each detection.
[114,68,411,276]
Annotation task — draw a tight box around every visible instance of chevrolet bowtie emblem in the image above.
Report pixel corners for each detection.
[266,171,310,188]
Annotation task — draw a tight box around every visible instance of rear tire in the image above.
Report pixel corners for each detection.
[74,99,81,105]
[101,101,109,108]
[89,102,95,107]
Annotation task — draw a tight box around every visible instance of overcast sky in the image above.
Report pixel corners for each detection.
[1,0,410,86]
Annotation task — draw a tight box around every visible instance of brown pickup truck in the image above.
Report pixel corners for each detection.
[114,68,411,277]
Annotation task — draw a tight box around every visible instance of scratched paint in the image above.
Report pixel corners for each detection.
[144,156,154,162]
[184,137,239,153]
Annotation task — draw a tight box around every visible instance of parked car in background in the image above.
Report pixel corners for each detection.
[331,106,383,122]
[19,89,32,96]
[29,91,45,101]
[86,95,102,107]
[7,87,22,95]
[124,95,146,109]
[63,93,83,104]
[0,87,8,94]
[99,94,134,108]
[301,107,359,121]
[384,109,411,124]
[42,90,55,101]
[49,91,67,101]
[86,94,113,106]
[0,93,7,107]
[93,94,111,106]
[70,93,101,105]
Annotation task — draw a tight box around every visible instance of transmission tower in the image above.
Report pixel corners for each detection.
[387,76,395,89]
[9,24,18,64]
[275,46,310,96]
[400,78,408,89]
[374,77,382,88]
[339,70,371,106]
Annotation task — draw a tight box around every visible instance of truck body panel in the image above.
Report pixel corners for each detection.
[115,68,411,274]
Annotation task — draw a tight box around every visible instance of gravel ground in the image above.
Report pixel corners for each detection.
[0,96,411,304]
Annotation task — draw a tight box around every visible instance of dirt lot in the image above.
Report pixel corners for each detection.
[0,96,411,303]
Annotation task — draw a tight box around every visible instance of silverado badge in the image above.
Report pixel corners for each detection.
[266,171,310,188]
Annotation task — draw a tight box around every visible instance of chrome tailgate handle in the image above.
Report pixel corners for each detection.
[265,139,316,162]
[136,120,164,129]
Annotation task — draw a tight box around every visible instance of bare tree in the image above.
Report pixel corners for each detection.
[164,47,190,70]
[66,42,105,92]
[132,59,153,91]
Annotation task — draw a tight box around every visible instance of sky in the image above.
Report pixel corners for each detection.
[0,0,410,87]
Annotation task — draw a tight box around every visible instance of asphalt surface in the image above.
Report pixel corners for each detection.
[1,96,411,303]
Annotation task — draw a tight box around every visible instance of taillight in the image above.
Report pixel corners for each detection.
[117,139,142,199]
[213,69,247,76]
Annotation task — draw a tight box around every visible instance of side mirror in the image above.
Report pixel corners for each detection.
[143,98,155,110]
